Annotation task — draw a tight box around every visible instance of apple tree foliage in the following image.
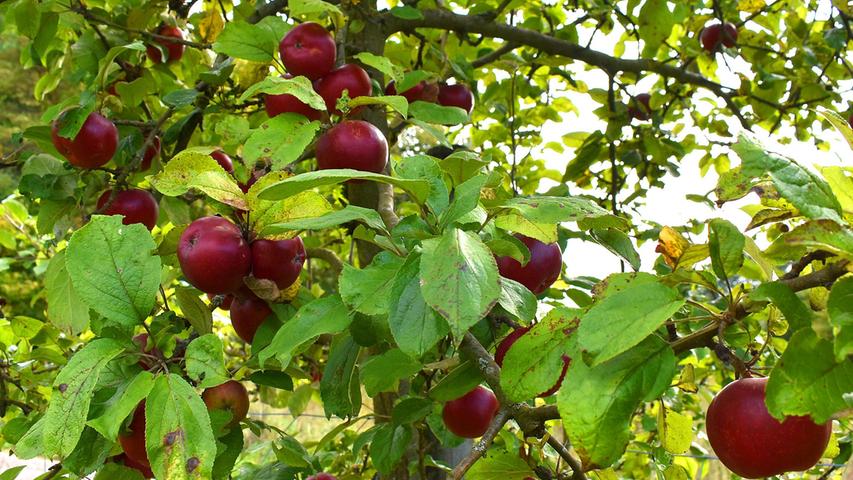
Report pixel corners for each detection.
[0,0,851,479]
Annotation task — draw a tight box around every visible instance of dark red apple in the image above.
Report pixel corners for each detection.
[132,333,162,371]
[138,136,161,171]
[442,386,499,438]
[307,474,337,480]
[51,111,118,169]
[279,22,336,80]
[177,216,251,294]
[265,75,323,121]
[96,189,159,231]
[316,120,388,173]
[207,293,234,310]
[124,455,154,478]
[628,93,652,121]
[494,327,570,397]
[238,168,265,193]
[437,83,475,114]
[314,64,372,115]
[210,149,234,174]
[118,403,148,467]
[251,237,306,289]
[847,113,853,129]
[700,22,738,52]
[385,80,439,104]
[230,291,273,343]
[146,25,185,63]
[706,377,831,479]
[495,234,562,295]
[202,380,250,428]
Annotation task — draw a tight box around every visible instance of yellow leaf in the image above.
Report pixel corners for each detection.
[657,407,694,454]
[656,226,691,268]
[676,364,698,393]
[234,60,272,90]
[198,8,225,43]
[664,465,690,480]
[737,0,766,13]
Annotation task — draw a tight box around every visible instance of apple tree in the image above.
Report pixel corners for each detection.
[0,0,851,479]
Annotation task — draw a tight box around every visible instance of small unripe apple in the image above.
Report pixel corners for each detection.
[437,83,475,114]
[495,234,563,295]
[230,291,273,343]
[307,474,337,480]
[442,386,499,438]
[706,377,831,478]
[202,380,250,428]
[314,64,372,115]
[251,237,306,289]
[210,149,234,174]
[118,403,148,467]
[385,80,439,104]
[494,327,570,397]
[51,111,118,169]
[146,25,185,63]
[628,93,652,121]
[316,120,388,173]
[132,333,162,371]
[138,136,161,171]
[279,22,336,80]
[178,216,251,294]
[265,75,323,121]
[97,189,159,231]
[700,22,738,52]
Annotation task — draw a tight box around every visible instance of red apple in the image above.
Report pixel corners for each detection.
[437,83,475,114]
[279,22,336,80]
[96,189,159,231]
[314,64,372,115]
[51,111,118,169]
[494,327,570,397]
[307,474,337,480]
[238,168,265,194]
[706,377,831,478]
[138,136,161,171]
[628,93,652,121]
[265,75,323,121]
[210,149,234,174]
[207,293,234,310]
[385,80,439,103]
[700,22,738,52]
[118,403,148,466]
[495,234,562,295]
[123,455,154,479]
[202,380,250,428]
[132,333,162,371]
[177,216,251,294]
[230,291,273,343]
[146,25,185,63]
[847,113,853,129]
[442,386,499,438]
[316,120,388,173]
[251,237,306,289]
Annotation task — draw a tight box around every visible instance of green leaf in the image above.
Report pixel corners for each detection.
[828,277,853,359]
[390,5,424,20]
[361,349,422,397]
[258,168,430,206]
[501,307,580,402]
[589,228,641,272]
[0,466,26,480]
[657,408,694,455]
[340,252,405,315]
[494,196,624,228]
[409,101,468,125]
[42,339,126,457]
[258,295,354,368]
[349,95,408,117]
[388,254,450,358]
[440,174,487,229]
[577,279,684,366]
[392,397,433,425]
[66,216,161,329]
[273,433,311,467]
[238,75,325,110]
[262,205,385,237]
[497,278,537,323]
[370,424,412,474]
[429,360,484,402]
[174,287,213,335]
[212,427,243,480]
[44,250,90,335]
[708,218,745,282]
[320,334,362,418]
[246,172,332,238]
[63,426,112,477]
[765,220,853,260]
[212,20,279,62]
[14,417,45,460]
[289,0,343,16]
[558,337,676,469]
[243,114,321,170]
[638,0,677,57]
[163,89,200,108]
[749,282,813,332]
[765,329,853,424]
[420,228,501,339]
[396,155,450,216]
[151,148,247,210]
[146,374,217,480]
[467,449,535,479]
[438,150,489,186]
[88,371,156,440]
[248,370,293,391]
[820,166,853,216]
[352,52,404,82]
[186,334,229,389]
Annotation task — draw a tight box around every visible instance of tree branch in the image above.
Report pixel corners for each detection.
[451,408,510,479]
[306,247,345,275]
[377,183,401,229]
[471,42,519,68]
[546,436,586,480]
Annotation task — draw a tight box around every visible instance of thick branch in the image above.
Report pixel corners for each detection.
[377,183,401,229]
[546,436,586,480]
[306,247,345,275]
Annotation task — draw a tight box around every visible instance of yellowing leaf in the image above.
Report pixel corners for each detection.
[150,147,247,210]
[656,226,691,268]
[657,407,693,454]
[823,431,840,459]
[198,8,225,43]
[737,0,766,13]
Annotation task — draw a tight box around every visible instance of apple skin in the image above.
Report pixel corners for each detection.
[230,290,273,343]
[437,83,475,114]
[177,216,251,294]
[700,22,738,52]
[138,136,161,171]
[202,380,250,428]
[97,189,159,231]
[706,377,831,479]
[495,234,563,295]
[442,386,500,438]
[51,111,118,169]
[123,454,154,478]
[146,25,185,63]
[314,64,372,115]
[385,80,439,104]
[494,327,570,397]
[307,474,337,480]
[118,403,148,467]
[316,120,388,173]
[251,237,306,289]
[279,22,336,80]
[628,93,652,121]
[210,149,234,174]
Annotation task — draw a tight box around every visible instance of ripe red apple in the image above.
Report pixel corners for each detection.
[265,75,323,120]
[251,237,306,289]
[123,455,154,479]
[279,22,336,80]
[132,333,162,371]
[202,380,250,428]
[138,136,161,171]
[146,25,185,63]
[51,111,118,169]
[210,149,234,174]
[97,189,159,231]
[628,93,652,121]
[700,22,738,52]
[706,377,831,478]
[238,168,265,194]
[314,64,372,115]
[118,403,148,467]
[495,234,563,295]
[316,120,388,173]
[437,83,475,114]
[385,80,439,104]
[442,386,500,438]
[177,216,251,294]
[494,327,570,397]
[230,291,273,343]
[207,293,234,310]
[307,474,337,480]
